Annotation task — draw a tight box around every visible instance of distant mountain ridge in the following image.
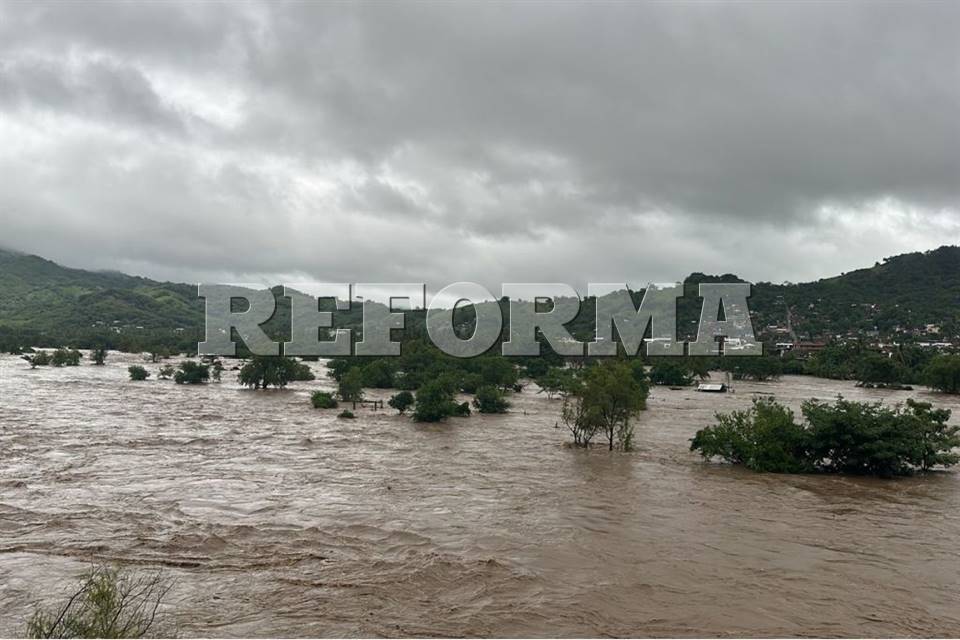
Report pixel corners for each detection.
[0,245,958,348]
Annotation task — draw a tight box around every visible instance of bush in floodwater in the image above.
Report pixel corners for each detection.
[412,378,458,422]
[128,365,150,381]
[473,385,509,414]
[22,351,51,368]
[173,361,209,385]
[691,396,960,477]
[337,409,356,419]
[51,348,82,367]
[91,348,108,366]
[25,565,172,638]
[311,391,338,409]
[388,391,414,415]
[690,397,812,474]
[157,364,175,380]
[239,356,314,389]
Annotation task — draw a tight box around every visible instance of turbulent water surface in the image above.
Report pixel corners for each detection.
[1,352,959,637]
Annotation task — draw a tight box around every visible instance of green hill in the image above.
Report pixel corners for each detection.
[0,245,957,352]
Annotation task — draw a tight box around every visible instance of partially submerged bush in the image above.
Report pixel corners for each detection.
[388,391,414,414]
[337,409,356,419]
[560,360,648,451]
[22,351,51,368]
[239,356,314,389]
[473,385,509,413]
[128,365,150,381]
[311,391,338,409]
[648,361,695,387]
[25,565,171,638]
[412,378,458,422]
[51,348,82,367]
[173,361,209,385]
[157,365,175,380]
[925,354,960,394]
[691,396,960,477]
[690,397,811,473]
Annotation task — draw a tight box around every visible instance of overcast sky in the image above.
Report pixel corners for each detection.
[0,1,958,293]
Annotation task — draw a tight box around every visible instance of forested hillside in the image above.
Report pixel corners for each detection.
[0,246,958,352]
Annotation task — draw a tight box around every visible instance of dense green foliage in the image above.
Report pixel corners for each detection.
[473,385,510,413]
[22,351,51,368]
[238,356,315,389]
[413,378,460,422]
[560,360,649,450]
[338,368,364,402]
[127,365,150,381]
[924,355,960,394]
[691,397,960,476]
[388,391,414,414]
[720,356,783,381]
[25,565,171,639]
[649,361,695,386]
[51,348,82,367]
[173,361,210,385]
[310,391,339,409]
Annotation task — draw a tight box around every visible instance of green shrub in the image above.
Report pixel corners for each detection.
[51,348,82,367]
[157,364,175,380]
[22,351,51,368]
[452,401,471,417]
[338,368,364,402]
[239,356,314,389]
[690,398,811,473]
[91,348,108,366]
[388,391,414,414]
[691,397,960,476]
[924,355,960,394]
[413,379,458,422]
[649,361,695,386]
[311,391,338,409]
[473,385,510,413]
[173,361,209,385]
[360,359,396,388]
[127,365,150,381]
[337,409,356,419]
[25,565,171,638]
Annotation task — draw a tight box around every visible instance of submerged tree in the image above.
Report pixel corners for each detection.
[338,367,364,403]
[173,361,210,385]
[388,391,414,415]
[691,396,960,477]
[559,360,648,450]
[925,355,960,394]
[238,356,314,390]
[473,385,510,414]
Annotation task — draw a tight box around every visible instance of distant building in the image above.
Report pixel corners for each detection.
[697,383,727,393]
[793,341,827,355]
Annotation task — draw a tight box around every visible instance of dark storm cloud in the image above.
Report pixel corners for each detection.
[0,0,957,289]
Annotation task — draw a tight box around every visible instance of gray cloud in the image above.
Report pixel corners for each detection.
[0,0,957,292]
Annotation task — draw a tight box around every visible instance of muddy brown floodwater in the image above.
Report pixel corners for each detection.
[1,352,959,637]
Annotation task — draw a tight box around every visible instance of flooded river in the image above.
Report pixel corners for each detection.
[1,352,959,637]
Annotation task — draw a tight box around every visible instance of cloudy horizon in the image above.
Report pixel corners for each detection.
[1,1,958,290]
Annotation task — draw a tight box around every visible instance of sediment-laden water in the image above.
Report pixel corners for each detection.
[1,352,958,637]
